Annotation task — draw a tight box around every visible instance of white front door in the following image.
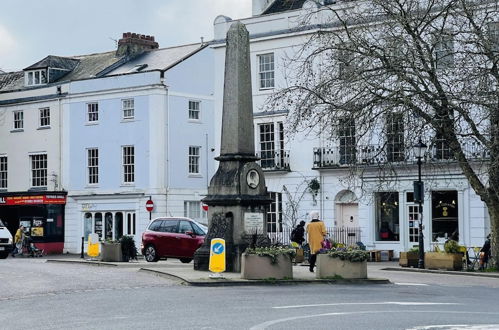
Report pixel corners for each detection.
[337,203,358,227]
[406,204,421,250]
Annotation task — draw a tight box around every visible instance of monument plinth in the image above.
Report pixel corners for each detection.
[193,22,271,272]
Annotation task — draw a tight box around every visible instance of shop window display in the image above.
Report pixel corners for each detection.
[375,192,400,241]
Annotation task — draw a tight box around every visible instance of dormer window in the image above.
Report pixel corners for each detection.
[26,69,48,86]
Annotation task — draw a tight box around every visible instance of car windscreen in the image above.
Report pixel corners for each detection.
[0,220,5,227]
[191,222,206,235]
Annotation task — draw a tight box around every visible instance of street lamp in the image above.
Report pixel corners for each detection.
[413,138,427,269]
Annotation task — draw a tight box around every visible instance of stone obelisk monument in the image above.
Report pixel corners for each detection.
[194,22,270,272]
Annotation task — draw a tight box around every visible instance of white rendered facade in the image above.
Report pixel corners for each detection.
[64,49,215,253]
[212,1,491,255]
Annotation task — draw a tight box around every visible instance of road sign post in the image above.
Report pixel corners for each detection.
[146,199,154,221]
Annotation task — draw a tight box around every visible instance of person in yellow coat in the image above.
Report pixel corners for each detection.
[306,211,326,272]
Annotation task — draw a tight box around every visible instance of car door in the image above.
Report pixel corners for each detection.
[176,220,201,257]
[159,219,179,257]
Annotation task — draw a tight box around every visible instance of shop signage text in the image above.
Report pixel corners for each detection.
[0,195,66,205]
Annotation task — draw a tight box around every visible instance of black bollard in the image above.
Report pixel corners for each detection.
[81,237,84,259]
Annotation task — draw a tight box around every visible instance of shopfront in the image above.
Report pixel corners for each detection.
[0,192,66,254]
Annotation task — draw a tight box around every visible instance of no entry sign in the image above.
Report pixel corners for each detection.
[146,199,154,212]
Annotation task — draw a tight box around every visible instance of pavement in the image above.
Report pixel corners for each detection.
[44,254,499,286]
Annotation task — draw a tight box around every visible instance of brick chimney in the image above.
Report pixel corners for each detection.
[116,32,159,57]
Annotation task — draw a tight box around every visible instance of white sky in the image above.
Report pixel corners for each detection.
[0,0,252,72]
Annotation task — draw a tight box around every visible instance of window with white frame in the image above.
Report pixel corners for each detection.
[188,100,200,120]
[258,122,285,169]
[39,107,50,127]
[338,117,356,165]
[87,148,99,185]
[338,47,355,78]
[30,154,47,187]
[25,69,48,86]
[386,113,405,162]
[184,201,207,220]
[434,33,454,69]
[87,103,99,122]
[122,146,135,183]
[267,192,282,232]
[122,99,134,120]
[0,156,7,189]
[258,53,275,89]
[188,146,200,174]
[13,111,23,130]
[488,22,499,52]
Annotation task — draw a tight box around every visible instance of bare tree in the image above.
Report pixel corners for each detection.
[269,0,499,267]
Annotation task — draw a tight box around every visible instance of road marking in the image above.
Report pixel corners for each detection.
[251,311,499,330]
[408,325,499,330]
[394,282,429,286]
[273,302,459,309]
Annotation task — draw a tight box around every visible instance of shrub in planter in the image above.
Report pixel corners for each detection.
[120,235,138,262]
[241,246,295,280]
[399,247,419,268]
[425,240,464,270]
[316,247,369,279]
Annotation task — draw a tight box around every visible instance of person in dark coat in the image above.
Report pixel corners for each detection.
[291,221,306,246]
[479,234,491,270]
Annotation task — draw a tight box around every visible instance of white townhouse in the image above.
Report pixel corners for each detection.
[212,0,492,255]
[0,33,216,253]
[64,34,215,253]
[0,58,81,254]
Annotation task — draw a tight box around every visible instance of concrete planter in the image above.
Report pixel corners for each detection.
[100,242,122,262]
[241,253,293,280]
[316,254,367,279]
[399,251,419,268]
[424,252,463,270]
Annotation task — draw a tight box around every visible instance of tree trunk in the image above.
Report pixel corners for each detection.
[489,205,499,270]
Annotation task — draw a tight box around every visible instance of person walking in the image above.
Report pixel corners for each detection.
[306,211,326,272]
[291,221,306,246]
[13,225,25,257]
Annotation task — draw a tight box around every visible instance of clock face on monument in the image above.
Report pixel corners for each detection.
[246,169,260,189]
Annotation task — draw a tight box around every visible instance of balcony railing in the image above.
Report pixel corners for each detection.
[257,150,291,171]
[313,142,489,168]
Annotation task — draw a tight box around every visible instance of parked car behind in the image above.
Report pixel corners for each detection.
[0,220,14,259]
[141,217,206,263]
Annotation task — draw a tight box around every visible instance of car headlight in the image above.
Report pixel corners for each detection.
[8,238,13,244]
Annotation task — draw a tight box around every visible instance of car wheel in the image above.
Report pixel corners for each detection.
[144,245,159,262]
[180,258,192,264]
[0,252,8,259]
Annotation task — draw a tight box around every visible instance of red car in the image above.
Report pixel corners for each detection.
[141,217,206,263]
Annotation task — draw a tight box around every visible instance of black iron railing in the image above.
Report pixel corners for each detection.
[267,226,361,246]
[257,149,290,171]
[313,141,489,168]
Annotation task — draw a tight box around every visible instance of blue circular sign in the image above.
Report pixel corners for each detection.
[212,242,224,255]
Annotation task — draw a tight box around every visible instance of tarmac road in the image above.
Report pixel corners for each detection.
[1,258,498,330]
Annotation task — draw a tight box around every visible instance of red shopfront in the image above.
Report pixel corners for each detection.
[0,192,66,254]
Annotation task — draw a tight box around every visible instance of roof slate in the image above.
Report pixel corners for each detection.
[0,71,24,91]
[23,55,80,71]
[262,0,306,14]
[0,42,205,93]
[107,43,204,75]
